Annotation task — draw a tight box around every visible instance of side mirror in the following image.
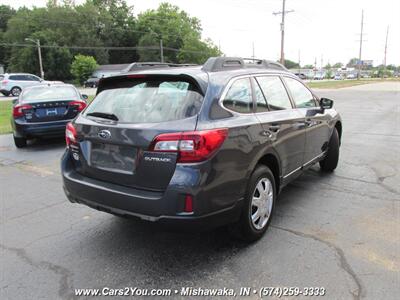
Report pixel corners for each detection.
[81,94,88,100]
[320,98,333,109]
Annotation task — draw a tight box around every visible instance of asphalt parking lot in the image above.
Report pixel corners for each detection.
[1,82,399,299]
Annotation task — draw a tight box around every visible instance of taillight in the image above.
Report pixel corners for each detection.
[1,80,9,85]
[149,128,228,163]
[68,100,87,112]
[12,104,32,118]
[65,122,77,147]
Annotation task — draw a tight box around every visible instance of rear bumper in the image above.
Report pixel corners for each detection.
[13,119,71,138]
[62,151,243,230]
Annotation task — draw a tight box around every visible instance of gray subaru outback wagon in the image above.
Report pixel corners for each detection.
[62,57,342,241]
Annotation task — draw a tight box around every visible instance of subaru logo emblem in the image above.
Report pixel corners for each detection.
[98,130,111,139]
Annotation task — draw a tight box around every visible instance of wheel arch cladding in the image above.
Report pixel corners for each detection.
[335,121,342,142]
[257,154,280,193]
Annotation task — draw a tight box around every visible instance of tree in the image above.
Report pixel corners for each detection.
[347,58,359,68]
[333,62,343,68]
[303,64,314,69]
[283,59,299,69]
[136,3,220,63]
[324,63,332,69]
[71,55,98,85]
[0,5,16,69]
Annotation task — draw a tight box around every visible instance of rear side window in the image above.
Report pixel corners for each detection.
[222,78,253,113]
[284,77,316,108]
[256,76,292,110]
[85,79,203,123]
[9,75,20,80]
[252,78,269,113]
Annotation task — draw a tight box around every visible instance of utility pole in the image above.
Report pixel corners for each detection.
[273,0,294,65]
[298,49,301,74]
[357,10,364,80]
[25,38,44,79]
[160,39,164,63]
[383,26,389,67]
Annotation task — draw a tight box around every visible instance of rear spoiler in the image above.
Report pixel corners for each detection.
[97,73,207,96]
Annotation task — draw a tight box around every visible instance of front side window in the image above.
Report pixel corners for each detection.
[256,76,292,110]
[284,77,316,108]
[85,79,203,123]
[223,78,253,113]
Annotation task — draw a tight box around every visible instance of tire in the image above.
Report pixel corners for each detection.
[11,87,22,97]
[231,165,276,242]
[13,135,27,148]
[320,128,339,172]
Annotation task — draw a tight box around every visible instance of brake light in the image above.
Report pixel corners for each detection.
[1,80,9,85]
[149,128,228,163]
[69,100,87,112]
[12,104,32,118]
[65,122,77,147]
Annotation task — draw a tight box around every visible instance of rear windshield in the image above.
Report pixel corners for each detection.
[21,86,79,102]
[85,79,203,123]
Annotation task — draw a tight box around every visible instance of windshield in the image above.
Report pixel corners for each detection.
[21,86,79,102]
[84,79,203,123]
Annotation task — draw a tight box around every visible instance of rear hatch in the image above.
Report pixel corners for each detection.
[73,75,205,191]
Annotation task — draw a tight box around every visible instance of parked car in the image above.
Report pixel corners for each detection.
[313,72,325,80]
[11,84,88,148]
[346,73,356,79]
[83,77,100,88]
[294,73,307,80]
[0,73,62,97]
[62,57,342,241]
[334,74,343,80]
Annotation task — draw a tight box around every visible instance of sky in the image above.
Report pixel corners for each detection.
[2,0,400,66]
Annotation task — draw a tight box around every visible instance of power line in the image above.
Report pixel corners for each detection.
[273,0,294,64]
[0,43,212,55]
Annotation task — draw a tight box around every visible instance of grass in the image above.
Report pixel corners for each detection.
[0,95,95,135]
[307,78,399,89]
[0,101,12,134]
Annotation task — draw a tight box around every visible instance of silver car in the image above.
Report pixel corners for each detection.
[0,73,57,97]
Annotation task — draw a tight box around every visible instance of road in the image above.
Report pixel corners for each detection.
[1,82,399,299]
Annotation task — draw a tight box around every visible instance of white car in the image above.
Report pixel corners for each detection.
[0,73,62,97]
[346,73,356,79]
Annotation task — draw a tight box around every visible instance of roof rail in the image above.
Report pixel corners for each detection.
[202,57,287,72]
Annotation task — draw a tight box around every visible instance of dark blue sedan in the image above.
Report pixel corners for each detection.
[11,84,88,148]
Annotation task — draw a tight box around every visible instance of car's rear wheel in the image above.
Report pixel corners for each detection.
[232,165,276,242]
[320,128,339,172]
[11,87,21,97]
[13,135,27,148]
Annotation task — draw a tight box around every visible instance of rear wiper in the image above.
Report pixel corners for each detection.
[86,112,119,121]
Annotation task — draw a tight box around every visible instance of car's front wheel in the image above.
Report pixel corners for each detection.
[13,135,27,148]
[11,87,22,97]
[233,165,276,242]
[320,128,340,172]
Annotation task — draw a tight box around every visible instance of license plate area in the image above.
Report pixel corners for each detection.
[36,107,67,117]
[90,142,136,174]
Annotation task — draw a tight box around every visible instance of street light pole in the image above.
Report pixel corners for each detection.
[37,40,44,79]
[25,38,44,79]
